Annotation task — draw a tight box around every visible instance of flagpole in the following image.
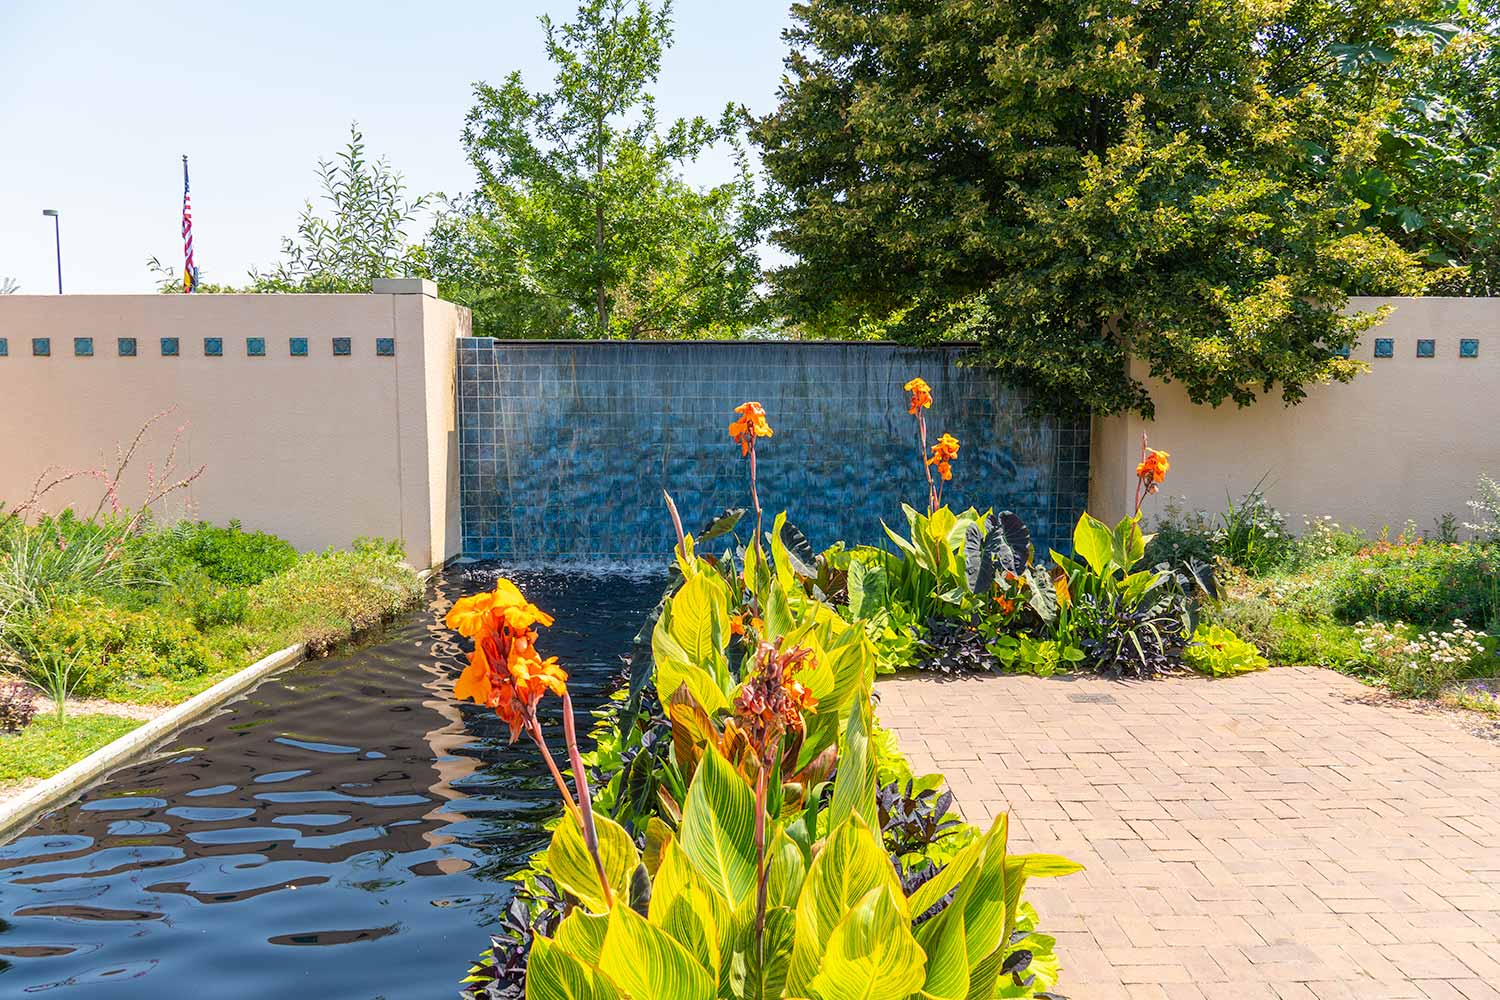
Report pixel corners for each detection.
[181,155,197,293]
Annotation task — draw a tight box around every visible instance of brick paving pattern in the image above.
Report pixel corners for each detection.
[876,667,1500,999]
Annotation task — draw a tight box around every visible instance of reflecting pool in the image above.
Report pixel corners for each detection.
[0,566,663,998]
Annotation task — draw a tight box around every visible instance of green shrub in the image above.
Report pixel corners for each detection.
[161,521,299,586]
[17,596,214,699]
[248,548,422,653]
[1323,541,1498,627]
[1215,487,1294,573]
[1268,613,1371,673]
[1144,499,1218,568]
[1201,591,1276,654]
[1184,624,1269,677]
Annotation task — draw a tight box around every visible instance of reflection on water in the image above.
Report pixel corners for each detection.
[0,566,663,998]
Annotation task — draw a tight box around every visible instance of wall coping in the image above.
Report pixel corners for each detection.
[460,338,985,348]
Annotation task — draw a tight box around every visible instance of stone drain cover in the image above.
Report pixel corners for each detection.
[1067,692,1118,704]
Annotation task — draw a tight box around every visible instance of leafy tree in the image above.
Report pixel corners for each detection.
[1319,4,1500,293]
[754,0,1440,417]
[250,123,428,293]
[428,0,769,339]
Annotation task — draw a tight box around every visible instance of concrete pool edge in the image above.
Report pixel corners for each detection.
[0,642,307,846]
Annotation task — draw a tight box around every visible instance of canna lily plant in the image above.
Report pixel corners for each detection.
[903,377,961,515]
[526,688,1082,1000]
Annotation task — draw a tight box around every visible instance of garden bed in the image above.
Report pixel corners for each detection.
[0,516,424,794]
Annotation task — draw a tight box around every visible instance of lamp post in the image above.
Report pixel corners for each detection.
[41,209,61,294]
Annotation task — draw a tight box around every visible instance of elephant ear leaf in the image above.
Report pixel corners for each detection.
[1185,558,1219,601]
[778,519,817,579]
[964,521,994,594]
[992,511,1032,573]
[698,507,747,545]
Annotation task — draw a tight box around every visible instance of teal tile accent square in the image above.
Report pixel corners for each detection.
[161,337,179,357]
[246,337,266,357]
[332,337,352,357]
[376,337,395,357]
[1374,338,1394,358]
[1416,338,1435,358]
[1334,346,1351,359]
[204,337,222,357]
[1461,338,1479,358]
[32,338,50,357]
[74,337,93,357]
[117,337,137,357]
[289,337,308,357]
[0,338,8,357]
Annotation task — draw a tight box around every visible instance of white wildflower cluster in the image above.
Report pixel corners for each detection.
[1301,515,1346,563]
[1355,619,1486,695]
[1465,474,1500,543]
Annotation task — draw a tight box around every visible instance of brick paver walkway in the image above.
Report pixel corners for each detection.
[876,666,1500,999]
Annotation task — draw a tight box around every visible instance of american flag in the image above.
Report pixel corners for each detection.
[182,155,197,293]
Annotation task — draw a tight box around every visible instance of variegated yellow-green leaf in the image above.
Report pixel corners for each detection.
[661,888,721,981]
[678,745,758,909]
[644,816,675,877]
[658,658,731,717]
[917,815,1010,973]
[665,570,733,684]
[725,902,795,1000]
[525,934,624,1000]
[547,809,640,914]
[786,814,905,995]
[596,901,715,1000]
[807,884,926,1000]
[917,903,969,1000]
[827,688,876,831]
[555,909,609,966]
[767,827,807,909]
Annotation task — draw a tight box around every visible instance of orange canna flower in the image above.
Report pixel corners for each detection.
[904,377,933,415]
[450,577,566,743]
[926,433,960,481]
[1136,449,1170,486]
[729,612,747,637]
[446,579,554,638]
[995,594,1017,615]
[728,401,774,456]
[510,654,569,706]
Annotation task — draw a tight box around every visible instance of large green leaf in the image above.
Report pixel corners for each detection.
[1072,513,1114,576]
[1111,515,1146,572]
[807,885,927,1000]
[597,902,715,1000]
[846,558,888,619]
[786,815,905,995]
[659,660,731,717]
[547,810,640,915]
[526,935,625,1000]
[678,746,758,910]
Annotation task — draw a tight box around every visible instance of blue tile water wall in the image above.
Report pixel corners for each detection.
[457,340,1091,563]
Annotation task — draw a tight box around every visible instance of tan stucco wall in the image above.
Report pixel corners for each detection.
[0,287,466,568]
[1091,297,1500,535]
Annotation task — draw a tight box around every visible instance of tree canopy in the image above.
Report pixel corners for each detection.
[753,0,1485,416]
[426,0,770,339]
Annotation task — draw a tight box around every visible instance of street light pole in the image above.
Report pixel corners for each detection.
[41,209,61,294]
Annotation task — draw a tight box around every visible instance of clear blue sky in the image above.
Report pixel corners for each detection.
[0,0,795,294]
